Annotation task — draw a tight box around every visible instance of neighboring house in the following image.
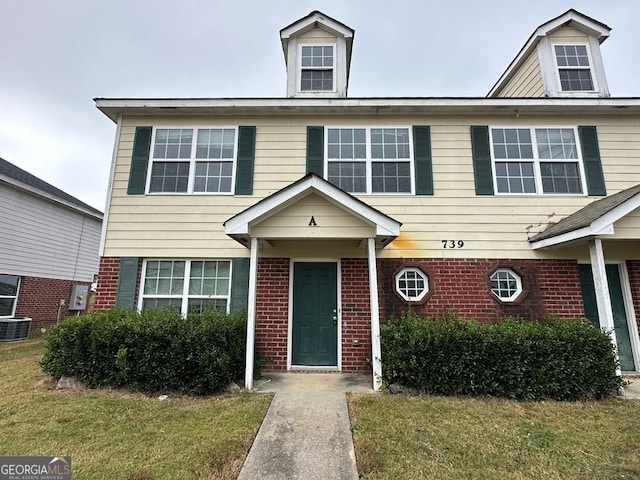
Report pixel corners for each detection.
[94,9,640,389]
[0,158,103,334]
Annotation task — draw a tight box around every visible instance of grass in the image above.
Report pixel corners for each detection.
[348,393,640,480]
[0,336,272,480]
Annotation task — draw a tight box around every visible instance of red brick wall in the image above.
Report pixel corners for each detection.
[94,257,142,310]
[627,260,640,333]
[95,257,119,310]
[253,258,374,373]
[14,276,92,331]
[341,259,372,373]
[255,258,289,371]
[378,258,585,323]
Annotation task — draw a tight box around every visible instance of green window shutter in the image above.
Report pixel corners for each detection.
[235,126,256,195]
[127,127,152,195]
[413,125,433,195]
[115,257,140,309]
[471,126,494,195]
[230,258,250,313]
[306,126,324,176]
[578,126,606,196]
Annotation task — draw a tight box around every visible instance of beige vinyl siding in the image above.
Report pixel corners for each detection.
[0,184,102,281]
[496,50,545,97]
[250,193,375,239]
[297,27,336,43]
[548,27,590,44]
[103,115,640,260]
[611,208,640,239]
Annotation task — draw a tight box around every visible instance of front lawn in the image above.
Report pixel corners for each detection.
[348,393,640,480]
[0,337,272,479]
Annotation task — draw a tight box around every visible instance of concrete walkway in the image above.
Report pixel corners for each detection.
[623,378,640,399]
[238,375,638,479]
[237,373,372,480]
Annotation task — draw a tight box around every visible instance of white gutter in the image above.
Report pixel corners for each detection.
[95,97,640,109]
[94,97,640,123]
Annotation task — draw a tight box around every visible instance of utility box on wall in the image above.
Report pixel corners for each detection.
[69,284,89,311]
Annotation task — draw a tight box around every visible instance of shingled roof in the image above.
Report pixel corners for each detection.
[529,184,640,244]
[0,157,103,218]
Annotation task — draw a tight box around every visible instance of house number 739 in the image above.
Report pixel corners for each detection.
[442,240,464,248]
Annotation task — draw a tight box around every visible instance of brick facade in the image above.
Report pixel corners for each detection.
[94,256,119,310]
[253,258,374,373]
[378,258,585,323]
[341,258,372,372]
[254,258,290,370]
[14,276,92,331]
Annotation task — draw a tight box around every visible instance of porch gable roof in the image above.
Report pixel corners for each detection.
[529,184,640,249]
[223,173,401,247]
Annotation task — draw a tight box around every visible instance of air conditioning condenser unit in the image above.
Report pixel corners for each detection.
[0,318,32,341]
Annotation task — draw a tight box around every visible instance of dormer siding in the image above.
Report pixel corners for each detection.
[494,50,545,98]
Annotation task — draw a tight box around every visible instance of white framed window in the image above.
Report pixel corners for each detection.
[140,260,231,314]
[490,126,586,195]
[300,44,335,92]
[326,127,414,194]
[147,127,237,194]
[0,275,20,317]
[553,44,595,92]
[396,268,428,302]
[490,269,522,303]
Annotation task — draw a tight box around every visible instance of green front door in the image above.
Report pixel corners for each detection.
[579,264,636,371]
[292,262,338,366]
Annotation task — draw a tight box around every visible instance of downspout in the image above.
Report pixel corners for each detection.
[71,215,86,280]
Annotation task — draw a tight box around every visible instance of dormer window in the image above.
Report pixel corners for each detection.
[487,10,611,99]
[554,45,594,91]
[300,45,334,91]
[280,11,354,98]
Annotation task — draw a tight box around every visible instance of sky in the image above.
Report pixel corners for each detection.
[1,0,639,211]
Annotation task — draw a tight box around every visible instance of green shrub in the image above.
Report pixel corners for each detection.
[381,311,623,400]
[40,308,249,395]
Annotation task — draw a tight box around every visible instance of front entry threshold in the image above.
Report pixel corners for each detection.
[290,365,339,372]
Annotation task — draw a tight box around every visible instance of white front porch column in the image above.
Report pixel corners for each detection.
[244,237,259,389]
[588,238,621,376]
[367,237,382,391]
